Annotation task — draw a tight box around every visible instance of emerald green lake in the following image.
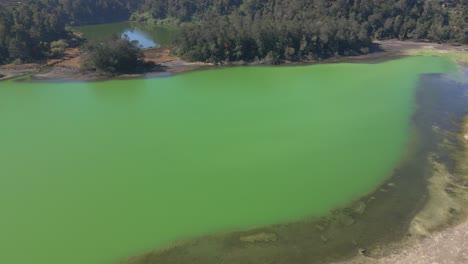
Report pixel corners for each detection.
[0,56,456,264]
[73,22,174,47]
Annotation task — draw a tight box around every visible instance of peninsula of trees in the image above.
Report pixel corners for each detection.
[0,0,466,66]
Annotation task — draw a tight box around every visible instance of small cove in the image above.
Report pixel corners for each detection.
[0,56,461,264]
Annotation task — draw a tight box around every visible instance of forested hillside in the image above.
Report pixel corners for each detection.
[132,0,467,62]
[0,0,466,64]
[0,0,22,9]
[59,0,142,25]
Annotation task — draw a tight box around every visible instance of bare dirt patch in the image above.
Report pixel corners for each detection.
[144,47,178,64]
[333,221,468,264]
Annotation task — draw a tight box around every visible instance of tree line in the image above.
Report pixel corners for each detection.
[133,0,467,63]
[174,14,372,63]
[133,0,467,44]
[0,0,466,65]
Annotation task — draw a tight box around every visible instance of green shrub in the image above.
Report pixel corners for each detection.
[11,58,23,65]
[50,40,68,58]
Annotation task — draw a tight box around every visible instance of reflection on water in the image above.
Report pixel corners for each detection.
[122,29,157,48]
[73,22,175,48]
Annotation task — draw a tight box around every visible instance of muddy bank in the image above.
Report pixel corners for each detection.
[0,63,43,81]
[118,67,468,264]
[1,41,466,82]
[0,47,82,81]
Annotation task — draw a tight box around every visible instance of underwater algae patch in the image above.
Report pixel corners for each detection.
[408,114,468,235]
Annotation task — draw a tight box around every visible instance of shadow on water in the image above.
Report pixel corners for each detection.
[123,68,468,264]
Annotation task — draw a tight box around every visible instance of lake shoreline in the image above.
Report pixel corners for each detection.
[0,40,466,82]
[334,115,468,264]
[118,64,468,264]
[1,51,466,264]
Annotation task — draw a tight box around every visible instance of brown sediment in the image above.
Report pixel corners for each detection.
[0,63,43,80]
[143,47,178,63]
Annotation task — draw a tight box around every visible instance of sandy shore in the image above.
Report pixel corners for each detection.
[1,40,466,82]
[334,221,468,264]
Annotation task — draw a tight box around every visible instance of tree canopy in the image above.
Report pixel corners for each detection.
[0,0,70,63]
[132,0,467,62]
[80,34,148,75]
[59,0,143,25]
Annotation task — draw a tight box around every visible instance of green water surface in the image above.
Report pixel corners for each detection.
[0,56,456,264]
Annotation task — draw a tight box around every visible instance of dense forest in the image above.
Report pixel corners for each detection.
[59,0,142,25]
[0,0,467,65]
[132,0,467,62]
[0,0,70,63]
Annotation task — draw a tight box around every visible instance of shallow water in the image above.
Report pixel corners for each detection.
[73,22,174,47]
[0,57,457,264]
